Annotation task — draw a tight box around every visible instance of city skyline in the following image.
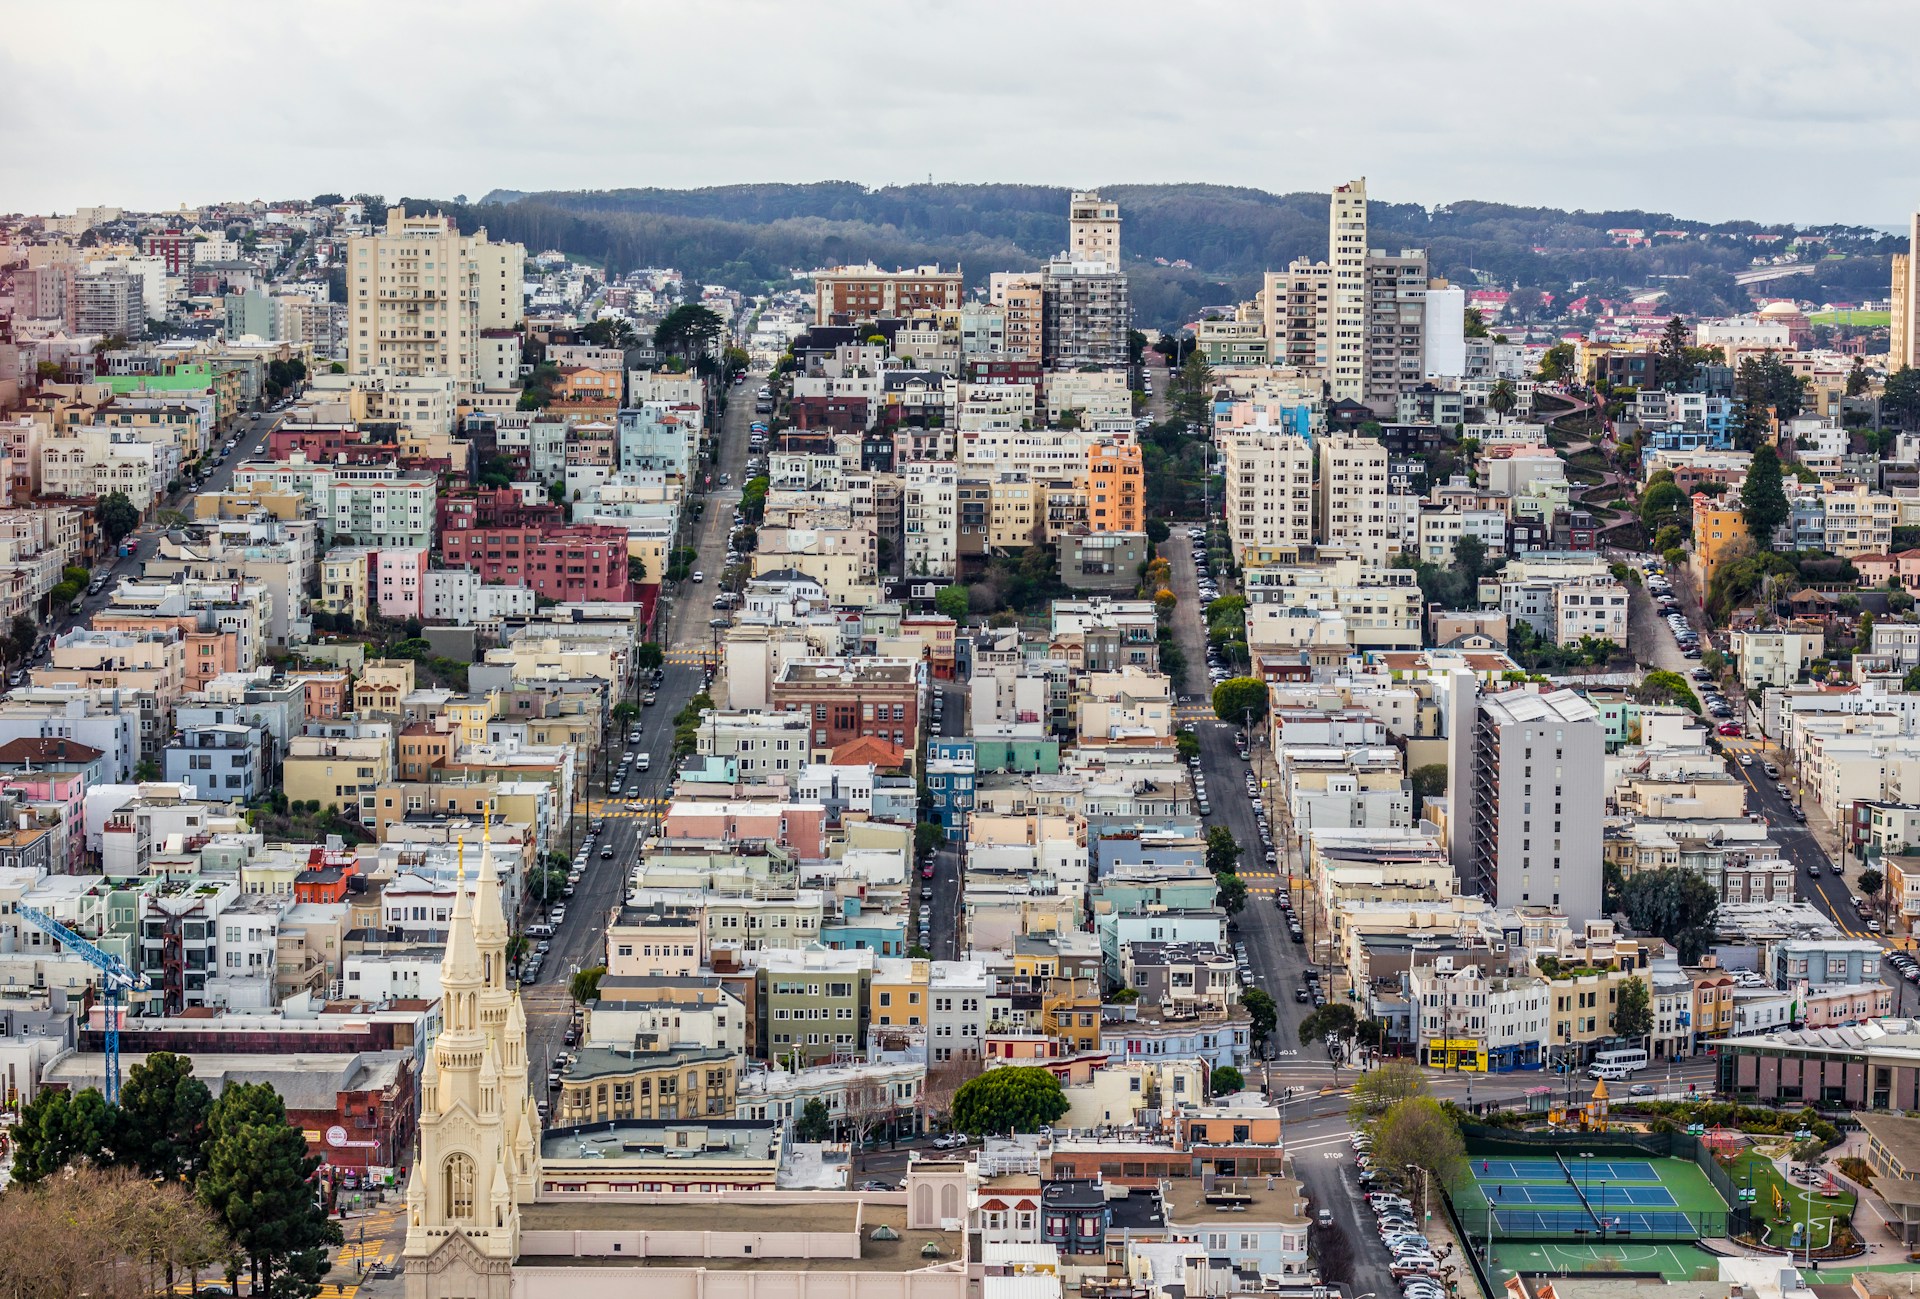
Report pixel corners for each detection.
[5,0,1919,223]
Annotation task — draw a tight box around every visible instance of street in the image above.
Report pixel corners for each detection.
[520,373,760,1091]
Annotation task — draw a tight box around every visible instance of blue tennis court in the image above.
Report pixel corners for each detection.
[1474,1159,1570,1181]
[1588,1210,1701,1236]
[1485,1184,1589,1205]
[1566,1160,1660,1182]
[1491,1209,1599,1234]
[1580,1186,1677,1208]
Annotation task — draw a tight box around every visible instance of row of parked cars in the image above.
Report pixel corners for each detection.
[1189,527,1221,610]
[1888,950,1920,984]
[1354,1131,1450,1299]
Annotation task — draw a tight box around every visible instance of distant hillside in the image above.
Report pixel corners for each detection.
[432,182,1897,329]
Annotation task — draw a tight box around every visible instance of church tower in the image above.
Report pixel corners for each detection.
[471,811,540,1204]
[402,845,521,1299]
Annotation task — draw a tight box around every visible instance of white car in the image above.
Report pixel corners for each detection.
[691,570,705,583]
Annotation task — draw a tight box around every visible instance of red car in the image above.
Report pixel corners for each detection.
[1717,722,1742,736]
[921,864,936,879]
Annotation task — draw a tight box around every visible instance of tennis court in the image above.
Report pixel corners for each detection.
[1452,1148,1733,1243]
[1488,1241,1721,1283]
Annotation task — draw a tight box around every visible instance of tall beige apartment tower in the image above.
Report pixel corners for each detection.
[1318,432,1392,563]
[1069,191,1122,271]
[347,208,524,382]
[1893,212,1920,373]
[1329,178,1369,402]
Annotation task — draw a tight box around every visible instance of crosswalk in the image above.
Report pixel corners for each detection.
[660,650,717,665]
[571,797,671,816]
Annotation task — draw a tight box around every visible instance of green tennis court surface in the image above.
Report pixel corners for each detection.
[1489,1241,1721,1282]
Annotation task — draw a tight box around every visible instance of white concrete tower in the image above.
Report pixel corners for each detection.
[1329,179,1369,403]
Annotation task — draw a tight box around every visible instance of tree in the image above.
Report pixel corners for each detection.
[1641,480,1687,534]
[1638,669,1702,714]
[1620,867,1720,963]
[198,1081,341,1298]
[1204,824,1242,877]
[116,1050,213,1184]
[1613,975,1653,1045]
[7,1085,116,1184]
[1884,366,1920,430]
[0,1166,233,1299]
[950,1067,1069,1135]
[934,584,970,623]
[1463,307,1489,339]
[1538,343,1576,384]
[1656,316,1696,390]
[570,965,606,1005]
[653,304,725,360]
[793,1097,832,1142]
[1168,351,1216,427]
[1242,987,1277,1049]
[1487,378,1518,419]
[1348,1061,1428,1120]
[1846,357,1871,398]
[636,641,665,672]
[1741,444,1790,548]
[1409,764,1447,816]
[1214,871,1248,915]
[1300,1003,1359,1049]
[1453,533,1489,590]
[1145,518,1171,544]
[6,614,36,662]
[1860,867,1885,922]
[1175,729,1200,763]
[96,491,141,545]
[1210,1066,1246,1096]
[1371,1096,1467,1191]
[1212,676,1267,724]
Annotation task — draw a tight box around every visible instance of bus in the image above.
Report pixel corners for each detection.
[1588,1047,1649,1080]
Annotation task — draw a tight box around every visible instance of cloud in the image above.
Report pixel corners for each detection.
[3,0,1917,224]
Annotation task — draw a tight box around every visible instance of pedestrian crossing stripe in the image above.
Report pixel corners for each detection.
[660,651,716,664]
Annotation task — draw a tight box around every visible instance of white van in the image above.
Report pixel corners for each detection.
[526,923,555,939]
[635,752,651,772]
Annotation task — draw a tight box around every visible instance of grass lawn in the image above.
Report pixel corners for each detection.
[1727,1153,1856,1249]
[1809,309,1890,327]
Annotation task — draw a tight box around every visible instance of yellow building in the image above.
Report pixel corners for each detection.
[353,658,417,715]
[317,549,370,627]
[1690,494,1749,587]
[1544,965,1634,1055]
[283,733,394,816]
[444,693,500,748]
[553,1045,737,1126]
[871,957,931,1031]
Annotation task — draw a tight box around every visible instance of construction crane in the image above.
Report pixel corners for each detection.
[16,904,149,1104]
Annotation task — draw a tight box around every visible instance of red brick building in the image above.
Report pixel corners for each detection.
[436,486,564,537]
[437,523,635,603]
[769,658,921,768]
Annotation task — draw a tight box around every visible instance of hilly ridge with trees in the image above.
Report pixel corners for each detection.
[369,182,1905,329]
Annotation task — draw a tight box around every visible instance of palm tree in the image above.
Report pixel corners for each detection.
[1488,378,1518,420]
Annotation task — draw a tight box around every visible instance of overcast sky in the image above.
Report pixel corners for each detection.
[5,0,1917,226]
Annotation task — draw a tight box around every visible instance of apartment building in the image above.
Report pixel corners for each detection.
[812,263,963,321]
[39,427,159,511]
[1365,250,1429,407]
[233,460,435,548]
[1329,179,1369,402]
[1042,260,1131,370]
[1317,433,1392,563]
[1894,211,1919,373]
[1551,576,1630,648]
[1068,191,1121,271]
[903,461,958,578]
[1083,438,1143,533]
[1450,686,1605,922]
[989,273,1046,361]
[345,208,524,382]
[1221,429,1313,566]
[1822,482,1896,557]
[437,523,634,603]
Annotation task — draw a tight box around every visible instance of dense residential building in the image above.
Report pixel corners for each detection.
[1221,427,1314,566]
[1448,686,1605,922]
[437,524,636,603]
[345,207,523,384]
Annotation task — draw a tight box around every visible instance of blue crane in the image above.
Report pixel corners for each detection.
[16,904,149,1104]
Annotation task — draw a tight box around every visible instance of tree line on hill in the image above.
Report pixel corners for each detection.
[362,183,1897,330]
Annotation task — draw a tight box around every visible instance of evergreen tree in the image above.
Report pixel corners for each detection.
[199,1082,342,1298]
[7,1086,116,1185]
[1741,444,1790,548]
[1656,315,1695,390]
[118,1050,214,1184]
